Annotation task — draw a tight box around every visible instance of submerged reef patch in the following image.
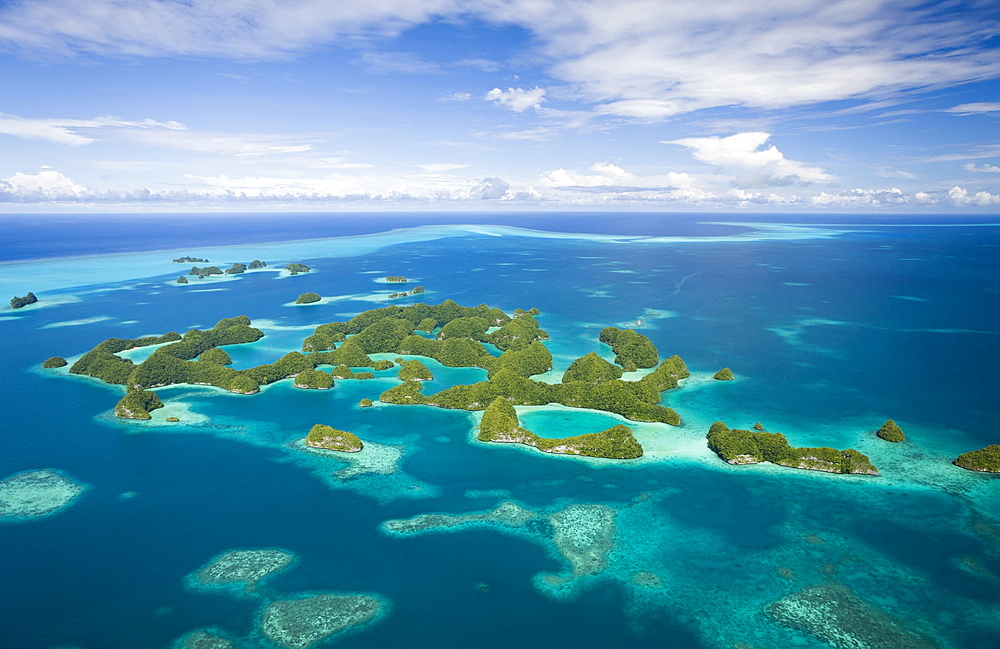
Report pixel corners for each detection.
[172,629,235,649]
[259,592,384,649]
[768,582,939,649]
[548,504,616,579]
[382,501,535,535]
[0,469,84,520]
[190,549,295,594]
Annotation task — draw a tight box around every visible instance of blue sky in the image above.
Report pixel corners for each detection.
[0,0,998,212]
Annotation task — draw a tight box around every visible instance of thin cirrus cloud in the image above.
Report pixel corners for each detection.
[0,0,996,118]
[667,132,833,186]
[0,112,315,157]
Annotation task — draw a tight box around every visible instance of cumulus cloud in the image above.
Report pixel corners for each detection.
[1,169,88,199]
[964,163,1000,173]
[811,188,907,206]
[948,186,1000,206]
[471,176,510,199]
[485,87,547,112]
[668,132,833,186]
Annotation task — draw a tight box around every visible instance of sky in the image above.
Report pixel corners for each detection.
[0,0,998,212]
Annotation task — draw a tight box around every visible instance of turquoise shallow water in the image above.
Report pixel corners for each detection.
[1,214,998,649]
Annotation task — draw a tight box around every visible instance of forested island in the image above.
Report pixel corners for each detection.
[305,424,363,452]
[11,292,38,309]
[953,445,1000,472]
[53,299,691,459]
[707,421,878,475]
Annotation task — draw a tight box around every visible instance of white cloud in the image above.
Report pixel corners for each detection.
[1,169,88,198]
[0,0,996,122]
[455,58,502,72]
[540,162,635,188]
[668,132,833,186]
[948,186,1000,206]
[811,188,906,206]
[470,177,510,199]
[944,102,1000,115]
[964,163,1000,173]
[440,92,473,101]
[484,87,546,112]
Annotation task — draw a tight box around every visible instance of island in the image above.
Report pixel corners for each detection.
[598,326,658,371]
[114,389,164,419]
[225,262,246,275]
[285,263,311,275]
[386,276,407,282]
[248,259,267,269]
[173,256,209,263]
[294,369,334,389]
[707,421,878,475]
[953,445,1000,472]
[295,292,322,304]
[388,285,425,299]
[478,397,643,459]
[55,300,689,437]
[10,292,38,309]
[359,398,373,407]
[713,367,734,380]
[42,356,68,368]
[305,424,363,452]
[189,266,224,278]
[876,419,905,442]
[177,276,189,284]
[397,359,432,381]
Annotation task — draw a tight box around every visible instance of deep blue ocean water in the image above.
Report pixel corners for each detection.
[1,213,998,649]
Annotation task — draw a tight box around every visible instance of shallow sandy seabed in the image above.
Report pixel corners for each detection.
[172,629,235,649]
[0,469,85,520]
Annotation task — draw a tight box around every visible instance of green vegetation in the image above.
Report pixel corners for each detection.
[225,262,247,275]
[954,445,1000,472]
[305,424,363,452]
[177,276,188,284]
[174,256,208,263]
[285,263,311,274]
[59,300,691,441]
[294,369,334,389]
[398,359,433,381]
[713,367,734,380]
[10,292,38,309]
[477,397,642,459]
[562,352,623,383]
[599,327,658,371]
[295,292,322,304]
[248,260,267,269]
[753,421,764,430]
[198,348,232,365]
[114,389,164,419]
[359,398,373,407]
[876,419,905,442]
[386,276,407,282]
[42,356,67,368]
[189,266,223,278]
[707,421,878,475]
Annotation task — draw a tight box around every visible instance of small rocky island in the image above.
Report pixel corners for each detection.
[295,292,322,304]
[713,367,734,380]
[114,389,164,419]
[707,421,878,475]
[10,292,38,309]
[953,444,1000,472]
[876,419,905,442]
[388,285,425,299]
[285,263,311,275]
[305,424,363,452]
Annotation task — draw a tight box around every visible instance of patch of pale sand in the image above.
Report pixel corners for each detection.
[0,470,86,520]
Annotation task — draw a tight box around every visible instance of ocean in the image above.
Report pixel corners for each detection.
[0,212,997,649]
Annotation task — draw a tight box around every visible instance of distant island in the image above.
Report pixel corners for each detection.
[386,276,407,282]
[285,263,311,275]
[10,292,38,309]
[389,285,425,299]
[707,421,878,475]
[953,445,1000,472]
[173,256,208,263]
